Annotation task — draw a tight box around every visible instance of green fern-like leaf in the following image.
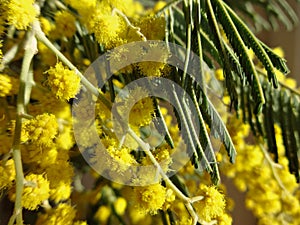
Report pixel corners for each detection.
[224,3,279,88]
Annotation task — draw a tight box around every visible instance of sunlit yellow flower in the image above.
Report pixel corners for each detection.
[22,113,58,147]
[46,62,81,101]
[5,0,38,30]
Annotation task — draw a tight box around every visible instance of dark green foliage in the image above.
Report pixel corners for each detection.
[158,0,300,182]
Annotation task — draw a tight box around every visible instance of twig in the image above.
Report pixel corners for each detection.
[112,8,147,41]
[0,44,20,71]
[128,128,213,225]
[32,21,99,96]
[257,67,300,96]
[9,28,37,225]
[259,143,289,194]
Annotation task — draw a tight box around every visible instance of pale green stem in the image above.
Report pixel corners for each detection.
[0,44,20,71]
[32,21,111,108]
[9,29,37,225]
[259,143,289,194]
[32,21,99,96]
[128,128,212,225]
[112,8,147,41]
[256,67,300,96]
[128,128,189,201]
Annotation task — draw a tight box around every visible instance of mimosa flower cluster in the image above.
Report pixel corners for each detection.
[0,0,299,225]
[215,52,300,225]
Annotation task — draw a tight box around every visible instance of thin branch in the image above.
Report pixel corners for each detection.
[32,21,99,96]
[0,44,20,71]
[112,8,147,41]
[127,128,214,225]
[257,67,300,96]
[9,29,37,225]
[259,143,289,194]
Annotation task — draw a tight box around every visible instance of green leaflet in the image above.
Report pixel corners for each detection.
[259,42,290,74]
[278,92,300,182]
[200,30,222,66]
[171,85,213,173]
[195,86,237,164]
[262,82,279,162]
[153,98,175,149]
[286,97,300,182]
[158,0,300,182]
[224,2,279,88]
[191,87,220,184]
[212,0,265,113]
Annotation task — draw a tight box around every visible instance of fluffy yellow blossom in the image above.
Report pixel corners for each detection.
[55,124,75,151]
[129,97,155,127]
[73,221,87,225]
[64,0,97,26]
[0,74,12,97]
[9,173,50,210]
[46,160,74,203]
[257,216,282,225]
[215,68,225,81]
[46,62,81,100]
[22,144,54,165]
[0,74,19,97]
[141,145,172,180]
[37,42,57,66]
[0,159,15,189]
[49,181,72,203]
[102,0,143,18]
[39,17,53,36]
[137,15,165,40]
[138,61,167,77]
[136,43,171,77]
[216,213,233,225]
[102,136,137,174]
[92,12,125,49]
[22,113,58,147]
[22,174,50,210]
[86,2,128,49]
[113,197,127,215]
[170,200,193,225]
[53,11,76,38]
[281,192,300,215]
[115,87,155,128]
[5,0,38,30]
[220,111,300,224]
[126,204,153,225]
[94,205,111,223]
[35,203,77,225]
[193,184,226,222]
[132,183,167,215]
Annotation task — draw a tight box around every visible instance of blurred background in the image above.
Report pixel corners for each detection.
[223,1,300,224]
